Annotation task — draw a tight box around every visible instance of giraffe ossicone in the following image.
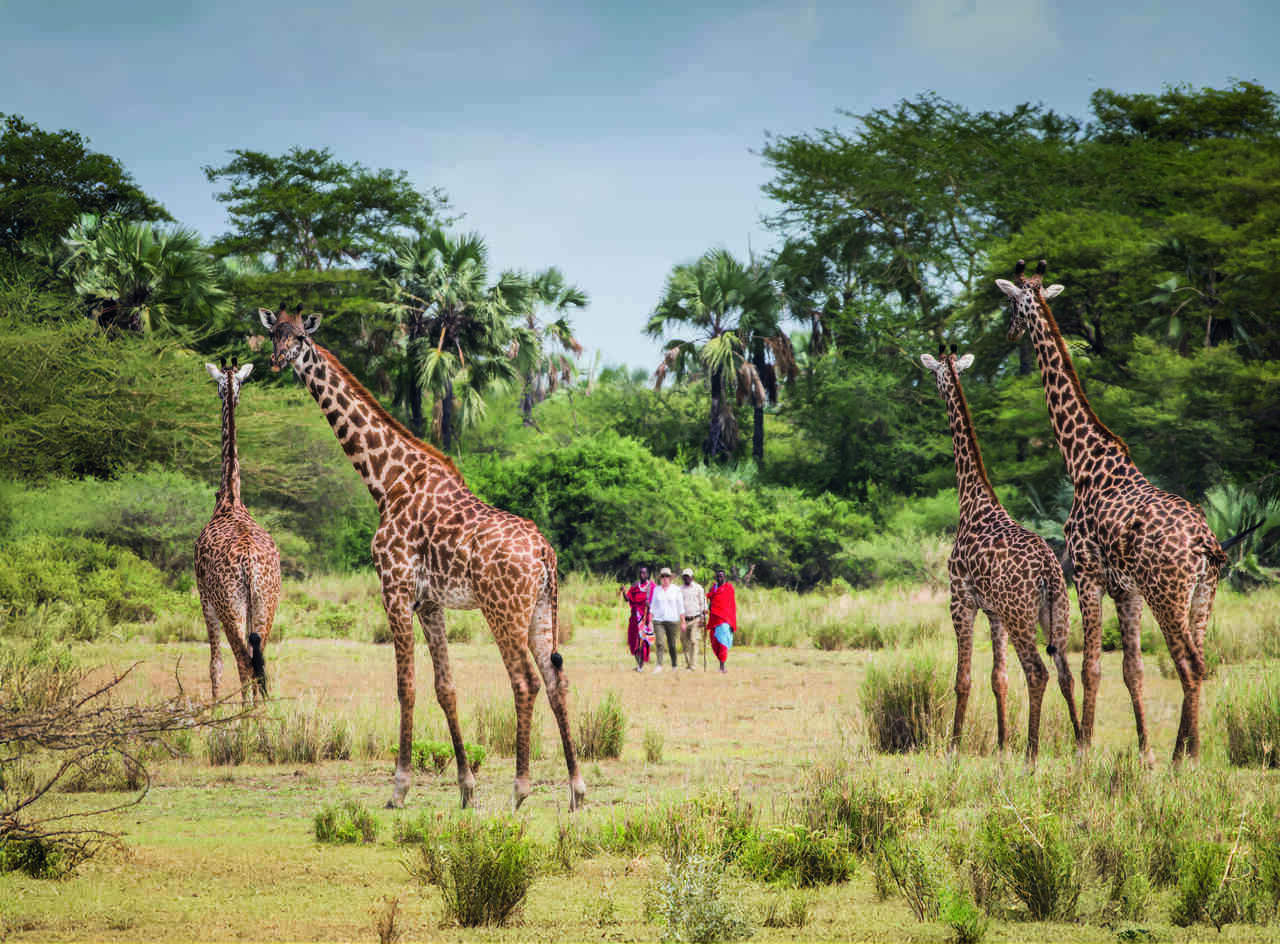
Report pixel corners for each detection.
[260,305,586,811]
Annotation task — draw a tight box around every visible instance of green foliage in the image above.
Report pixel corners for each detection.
[0,534,193,638]
[860,649,949,753]
[759,894,808,929]
[875,838,941,920]
[1169,842,1251,928]
[0,837,71,879]
[653,852,754,943]
[468,698,543,759]
[939,886,989,944]
[407,815,537,928]
[574,691,625,760]
[313,798,379,844]
[1213,663,1280,767]
[979,809,1081,921]
[0,113,171,253]
[739,825,853,888]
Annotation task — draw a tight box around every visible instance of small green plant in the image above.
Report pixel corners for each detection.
[760,893,808,929]
[0,837,72,879]
[411,740,453,773]
[654,852,754,943]
[313,799,379,844]
[466,742,486,772]
[939,886,988,944]
[979,809,1081,921]
[877,837,941,921]
[1169,842,1248,929]
[644,726,664,764]
[407,815,537,928]
[576,691,625,760]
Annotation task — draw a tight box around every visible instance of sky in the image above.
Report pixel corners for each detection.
[3,0,1279,369]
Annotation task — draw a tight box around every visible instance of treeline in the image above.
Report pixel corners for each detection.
[0,83,1278,611]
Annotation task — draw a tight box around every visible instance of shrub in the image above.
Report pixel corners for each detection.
[1213,664,1280,767]
[877,837,941,920]
[979,809,1081,921]
[313,799,379,844]
[739,825,853,888]
[644,726,664,764]
[1169,842,1251,929]
[653,852,754,943]
[407,815,537,928]
[575,691,625,760]
[803,763,912,857]
[410,740,454,773]
[0,837,72,879]
[860,649,949,753]
[939,886,989,944]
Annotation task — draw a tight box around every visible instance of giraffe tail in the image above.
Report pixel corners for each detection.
[542,542,562,670]
[1041,574,1069,658]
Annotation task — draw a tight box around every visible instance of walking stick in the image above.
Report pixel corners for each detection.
[702,616,707,672]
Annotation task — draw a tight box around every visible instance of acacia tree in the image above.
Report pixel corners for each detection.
[0,114,171,254]
[203,146,449,270]
[646,249,787,462]
[380,226,530,450]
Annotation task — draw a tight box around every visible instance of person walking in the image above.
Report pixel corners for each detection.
[648,567,686,674]
[622,566,655,672]
[678,568,706,671]
[706,568,737,673]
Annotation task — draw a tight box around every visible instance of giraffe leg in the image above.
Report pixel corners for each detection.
[1152,581,1209,765]
[948,580,977,753]
[528,592,586,810]
[217,599,254,707]
[1008,621,1049,763]
[382,583,417,809]
[1179,567,1219,762]
[1041,588,1082,747]
[482,602,541,810]
[1115,592,1156,768]
[1075,574,1104,749]
[202,598,223,701]
[417,601,476,808]
[988,613,1010,753]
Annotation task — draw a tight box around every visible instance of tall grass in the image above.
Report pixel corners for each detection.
[1212,662,1280,767]
[407,815,538,928]
[860,647,950,753]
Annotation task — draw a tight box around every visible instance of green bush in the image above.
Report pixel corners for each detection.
[575,691,625,760]
[410,740,453,773]
[876,837,941,920]
[860,649,949,753]
[979,809,1081,921]
[313,799,380,844]
[739,825,853,888]
[0,837,72,879]
[939,886,989,944]
[803,764,912,857]
[653,852,754,943]
[407,815,537,928]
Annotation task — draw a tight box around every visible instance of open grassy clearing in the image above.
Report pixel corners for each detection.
[3,579,1279,942]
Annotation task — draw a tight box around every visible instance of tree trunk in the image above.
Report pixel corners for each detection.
[707,367,725,460]
[405,335,425,438]
[441,377,455,453]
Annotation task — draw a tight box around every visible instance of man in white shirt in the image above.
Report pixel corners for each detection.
[648,567,686,673]
[678,568,706,670]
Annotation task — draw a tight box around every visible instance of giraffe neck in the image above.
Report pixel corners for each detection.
[1026,295,1135,485]
[939,363,1000,520]
[217,385,242,508]
[291,342,463,506]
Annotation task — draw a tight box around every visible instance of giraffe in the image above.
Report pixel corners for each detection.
[997,260,1226,765]
[194,358,281,704]
[259,305,586,811]
[922,348,1082,761]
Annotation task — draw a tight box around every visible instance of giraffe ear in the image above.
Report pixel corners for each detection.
[955,353,975,372]
[1044,283,1065,299]
[920,353,941,372]
[235,363,254,383]
[994,278,1019,299]
[301,313,322,335]
[205,363,222,382]
[258,308,277,330]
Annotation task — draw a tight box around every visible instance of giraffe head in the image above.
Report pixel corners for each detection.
[920,344,974,396]
[995,259,1064,341]
[259,304,323,373]
[204,357,254,405]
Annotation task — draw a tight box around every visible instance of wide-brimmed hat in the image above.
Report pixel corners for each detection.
[658,567,672,577]
[681,568,694,577]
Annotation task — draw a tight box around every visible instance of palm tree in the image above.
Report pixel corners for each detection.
[515,267,588,427]
[646,248,790,462]
[379,226,529,451]
[61,215,230,334]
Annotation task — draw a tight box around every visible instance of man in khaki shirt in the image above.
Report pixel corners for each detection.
[678,568,706,670]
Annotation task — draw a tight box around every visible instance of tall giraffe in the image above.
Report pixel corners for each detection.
[997,260,1226,764]
[194,358,281,704]
[260,306,585,810]
[922,348,1081,760]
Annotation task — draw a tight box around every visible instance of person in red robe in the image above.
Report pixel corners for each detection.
[622,566,655,671]
[706,568,737,672]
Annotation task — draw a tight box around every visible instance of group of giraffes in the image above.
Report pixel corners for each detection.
[192,261,1226,817]
[923,260,1227,768]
